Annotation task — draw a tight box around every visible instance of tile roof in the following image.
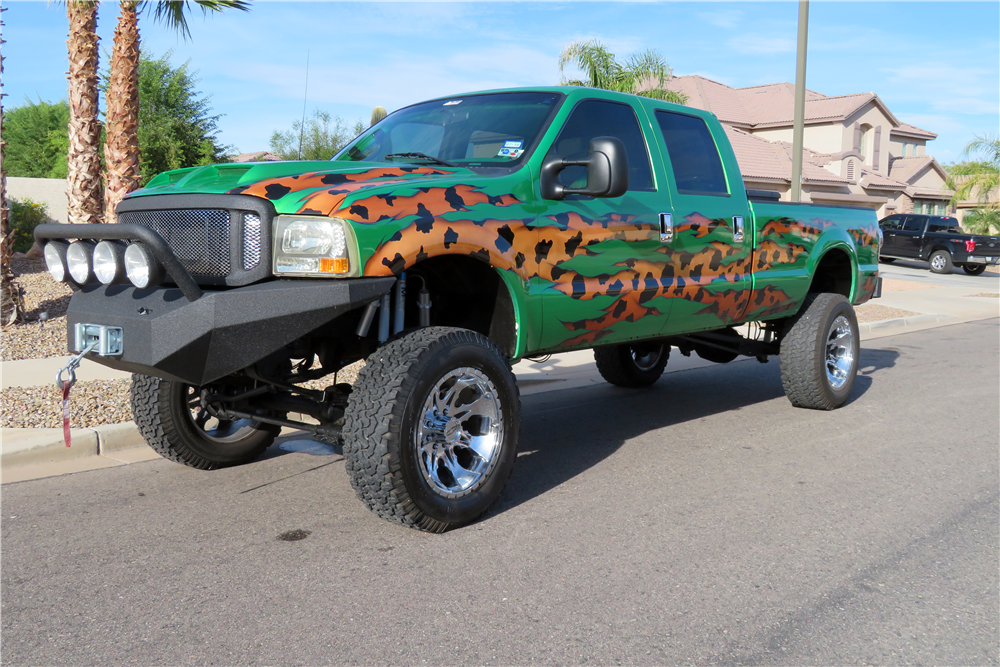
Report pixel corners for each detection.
[723,127,849,185]
[887,155,936,183]
[231,151,283,163]
[858,168,907,189]
[890,123,937,139]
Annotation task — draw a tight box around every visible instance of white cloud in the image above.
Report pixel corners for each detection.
[727,36,795,55]
[696,9,744,29]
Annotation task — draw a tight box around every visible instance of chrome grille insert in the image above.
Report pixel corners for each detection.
[243,213,261,270]
[119,209,231,276]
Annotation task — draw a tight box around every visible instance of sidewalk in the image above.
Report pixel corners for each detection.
[3,277,997,482]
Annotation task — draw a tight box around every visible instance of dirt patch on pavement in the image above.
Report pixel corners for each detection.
[854,303,920,323]
[881,278,940,292]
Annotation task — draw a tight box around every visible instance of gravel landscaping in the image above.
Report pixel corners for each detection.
[2,257,73,361]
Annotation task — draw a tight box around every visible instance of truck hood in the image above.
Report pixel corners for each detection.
[128,161,468,216]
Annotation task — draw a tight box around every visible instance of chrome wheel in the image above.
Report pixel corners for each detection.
[930,254,947,271]
[415,367,504,498]
[185,385,259,443]
[630,344,664,372]
[824,315,855,390]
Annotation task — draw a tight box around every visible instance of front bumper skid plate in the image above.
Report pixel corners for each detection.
[66,277,396,386]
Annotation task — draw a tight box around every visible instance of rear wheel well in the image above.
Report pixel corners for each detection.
[406,256,517,357]
[808,248,853,298]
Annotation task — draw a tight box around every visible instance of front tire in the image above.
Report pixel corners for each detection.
[130,375,278,469]
[594,342,669,388]
[779,294,860,410]
[342,327,520,533]
[929,250,953,274]
[963,263,987,276]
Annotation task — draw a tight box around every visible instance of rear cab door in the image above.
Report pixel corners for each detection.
[638,100,753,335]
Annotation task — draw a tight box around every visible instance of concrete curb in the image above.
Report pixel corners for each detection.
[1,422,145,470]
[858,312,953,335]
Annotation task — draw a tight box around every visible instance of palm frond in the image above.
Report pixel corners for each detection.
[143,0,250,40]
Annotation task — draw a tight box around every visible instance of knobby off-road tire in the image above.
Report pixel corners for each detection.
[130,374,278,470]
[779,293,860,410]
[929,250,953,274]
[594,342,669,388]
[342,327,520,533]
[962,263,987,276]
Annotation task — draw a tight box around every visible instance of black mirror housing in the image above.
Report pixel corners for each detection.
[541,136,629,200]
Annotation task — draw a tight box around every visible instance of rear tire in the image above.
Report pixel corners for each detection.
[962,263,987,276]
[878,257,896,264]
[342,327,519,533]
[779,294,859,410]
[594,342,669,388]
[929,250,953,274]
[130,374,277,469]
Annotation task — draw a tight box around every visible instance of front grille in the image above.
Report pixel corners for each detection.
[120,209,231,277]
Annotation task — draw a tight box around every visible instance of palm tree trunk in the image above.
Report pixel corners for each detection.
[66,0,102,226]
[1,5,25,325]
[103,1,141,224]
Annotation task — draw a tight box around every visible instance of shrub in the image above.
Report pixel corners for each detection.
[963,208,1000,236]
[9,198,49,253]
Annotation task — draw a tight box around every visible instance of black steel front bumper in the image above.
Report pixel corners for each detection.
[65,278,395,386]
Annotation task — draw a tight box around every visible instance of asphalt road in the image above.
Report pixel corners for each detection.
[3,320,998,666]
[877,257,1000,288]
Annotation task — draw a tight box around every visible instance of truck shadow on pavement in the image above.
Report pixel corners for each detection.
[490,346,899,519]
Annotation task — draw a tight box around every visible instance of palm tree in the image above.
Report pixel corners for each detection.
[947,134,1000,235]
[66,0,103,227]
[1,4,24,325]
[558,40,688,104]
[103,0,249,223]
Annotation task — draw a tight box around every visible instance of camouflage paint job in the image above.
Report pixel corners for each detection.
[129,87,880,360]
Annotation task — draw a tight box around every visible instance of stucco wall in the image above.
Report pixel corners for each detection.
[6,177,68,224]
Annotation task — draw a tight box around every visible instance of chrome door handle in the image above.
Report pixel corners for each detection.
[659,212,673,243]
[733,216,745,243]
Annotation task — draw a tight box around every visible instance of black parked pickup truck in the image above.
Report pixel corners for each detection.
[878,213,1000,275]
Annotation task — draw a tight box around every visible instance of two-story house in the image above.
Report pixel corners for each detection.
[666,75,953,219]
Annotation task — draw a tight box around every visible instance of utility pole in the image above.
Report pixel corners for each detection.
[791,0,809,202]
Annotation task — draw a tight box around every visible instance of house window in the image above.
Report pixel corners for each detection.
[902,143,909,157]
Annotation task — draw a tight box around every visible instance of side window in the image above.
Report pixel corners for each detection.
[901,216,924,232]
[880,216,902,230]
[549,99,654,192]
[927,217,958,233]
[655,111,729,196]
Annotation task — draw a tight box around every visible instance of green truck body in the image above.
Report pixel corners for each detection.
[36,87,882,531]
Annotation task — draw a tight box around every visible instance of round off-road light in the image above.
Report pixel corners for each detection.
[43,242,69,282]
[66,241,95,284]
[93,241,127,285]
[124,243,165,289]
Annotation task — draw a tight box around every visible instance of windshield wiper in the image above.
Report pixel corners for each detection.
[384,152,457,168]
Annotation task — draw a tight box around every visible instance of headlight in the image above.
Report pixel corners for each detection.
[272,216,360,277]
[44,242,69,282]
[124,243,165,289]
[66,241,95,284]
[93,241,127,285]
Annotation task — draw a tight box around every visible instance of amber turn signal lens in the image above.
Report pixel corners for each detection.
[319,257,350,274]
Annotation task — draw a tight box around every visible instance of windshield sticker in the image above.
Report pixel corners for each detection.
[503,140,523,149]
[443,100,462,106]
[497,147,524,159]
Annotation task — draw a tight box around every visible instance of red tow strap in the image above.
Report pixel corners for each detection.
[62,383,72,447]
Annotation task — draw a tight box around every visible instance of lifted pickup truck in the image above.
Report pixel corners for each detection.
[878,213,1000,275]
[37,87,882,532]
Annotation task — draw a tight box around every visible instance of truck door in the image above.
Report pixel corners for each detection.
[648,109,752,334]
[533,98,673,351]
[896,215,925,258]
[879,214,905,255]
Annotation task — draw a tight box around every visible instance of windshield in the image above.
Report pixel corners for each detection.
[333,92,563,173]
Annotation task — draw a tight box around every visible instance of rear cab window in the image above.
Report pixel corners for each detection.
[927,216,959,233]
[901,216,925,232]
[654,111,729,197]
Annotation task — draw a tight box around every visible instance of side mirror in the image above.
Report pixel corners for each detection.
[540,136,629,200]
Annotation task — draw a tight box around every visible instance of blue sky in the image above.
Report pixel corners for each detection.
[3,1,998,163]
